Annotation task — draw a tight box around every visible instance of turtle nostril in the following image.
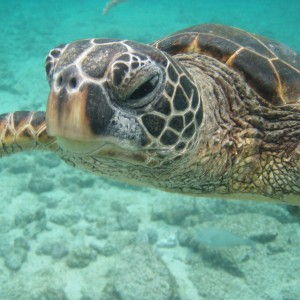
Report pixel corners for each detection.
[57,75,63,87]
[69,77,78,89]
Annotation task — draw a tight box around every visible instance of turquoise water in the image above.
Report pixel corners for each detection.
[0,0,300,299]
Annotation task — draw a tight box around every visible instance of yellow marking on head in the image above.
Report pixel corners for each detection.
[46,86,94,141]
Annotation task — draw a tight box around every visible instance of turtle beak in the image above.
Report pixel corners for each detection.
[46,84,105,154]
[46,66,114,154]
[46,84,95,141]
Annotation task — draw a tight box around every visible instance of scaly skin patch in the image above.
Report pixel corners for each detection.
[179,53,300,203]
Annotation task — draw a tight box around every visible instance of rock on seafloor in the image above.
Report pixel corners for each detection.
[66,246,97,268]
[32,287,69,300]
[4,248,27,271]
[36,240,69,259]
[102,244,179,300]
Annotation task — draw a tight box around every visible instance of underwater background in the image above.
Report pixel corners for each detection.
[0,0,300,299]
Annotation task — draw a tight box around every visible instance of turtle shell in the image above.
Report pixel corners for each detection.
[153,24,300,106]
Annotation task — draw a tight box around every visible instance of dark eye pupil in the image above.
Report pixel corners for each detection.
[130,75,159,100]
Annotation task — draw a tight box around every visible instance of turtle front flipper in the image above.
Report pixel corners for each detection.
[0,111,58,157]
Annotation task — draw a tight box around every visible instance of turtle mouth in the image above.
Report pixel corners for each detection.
[57,137,149,165]
[57,137,106,155]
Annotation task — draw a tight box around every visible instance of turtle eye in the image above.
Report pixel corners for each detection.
[130,74,159,100]
[110,61,162,109]
[125,73,160,108]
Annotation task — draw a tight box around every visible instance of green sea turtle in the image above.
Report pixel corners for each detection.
[1,24,300,205]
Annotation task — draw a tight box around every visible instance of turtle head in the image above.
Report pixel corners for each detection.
[45,39,203,179]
